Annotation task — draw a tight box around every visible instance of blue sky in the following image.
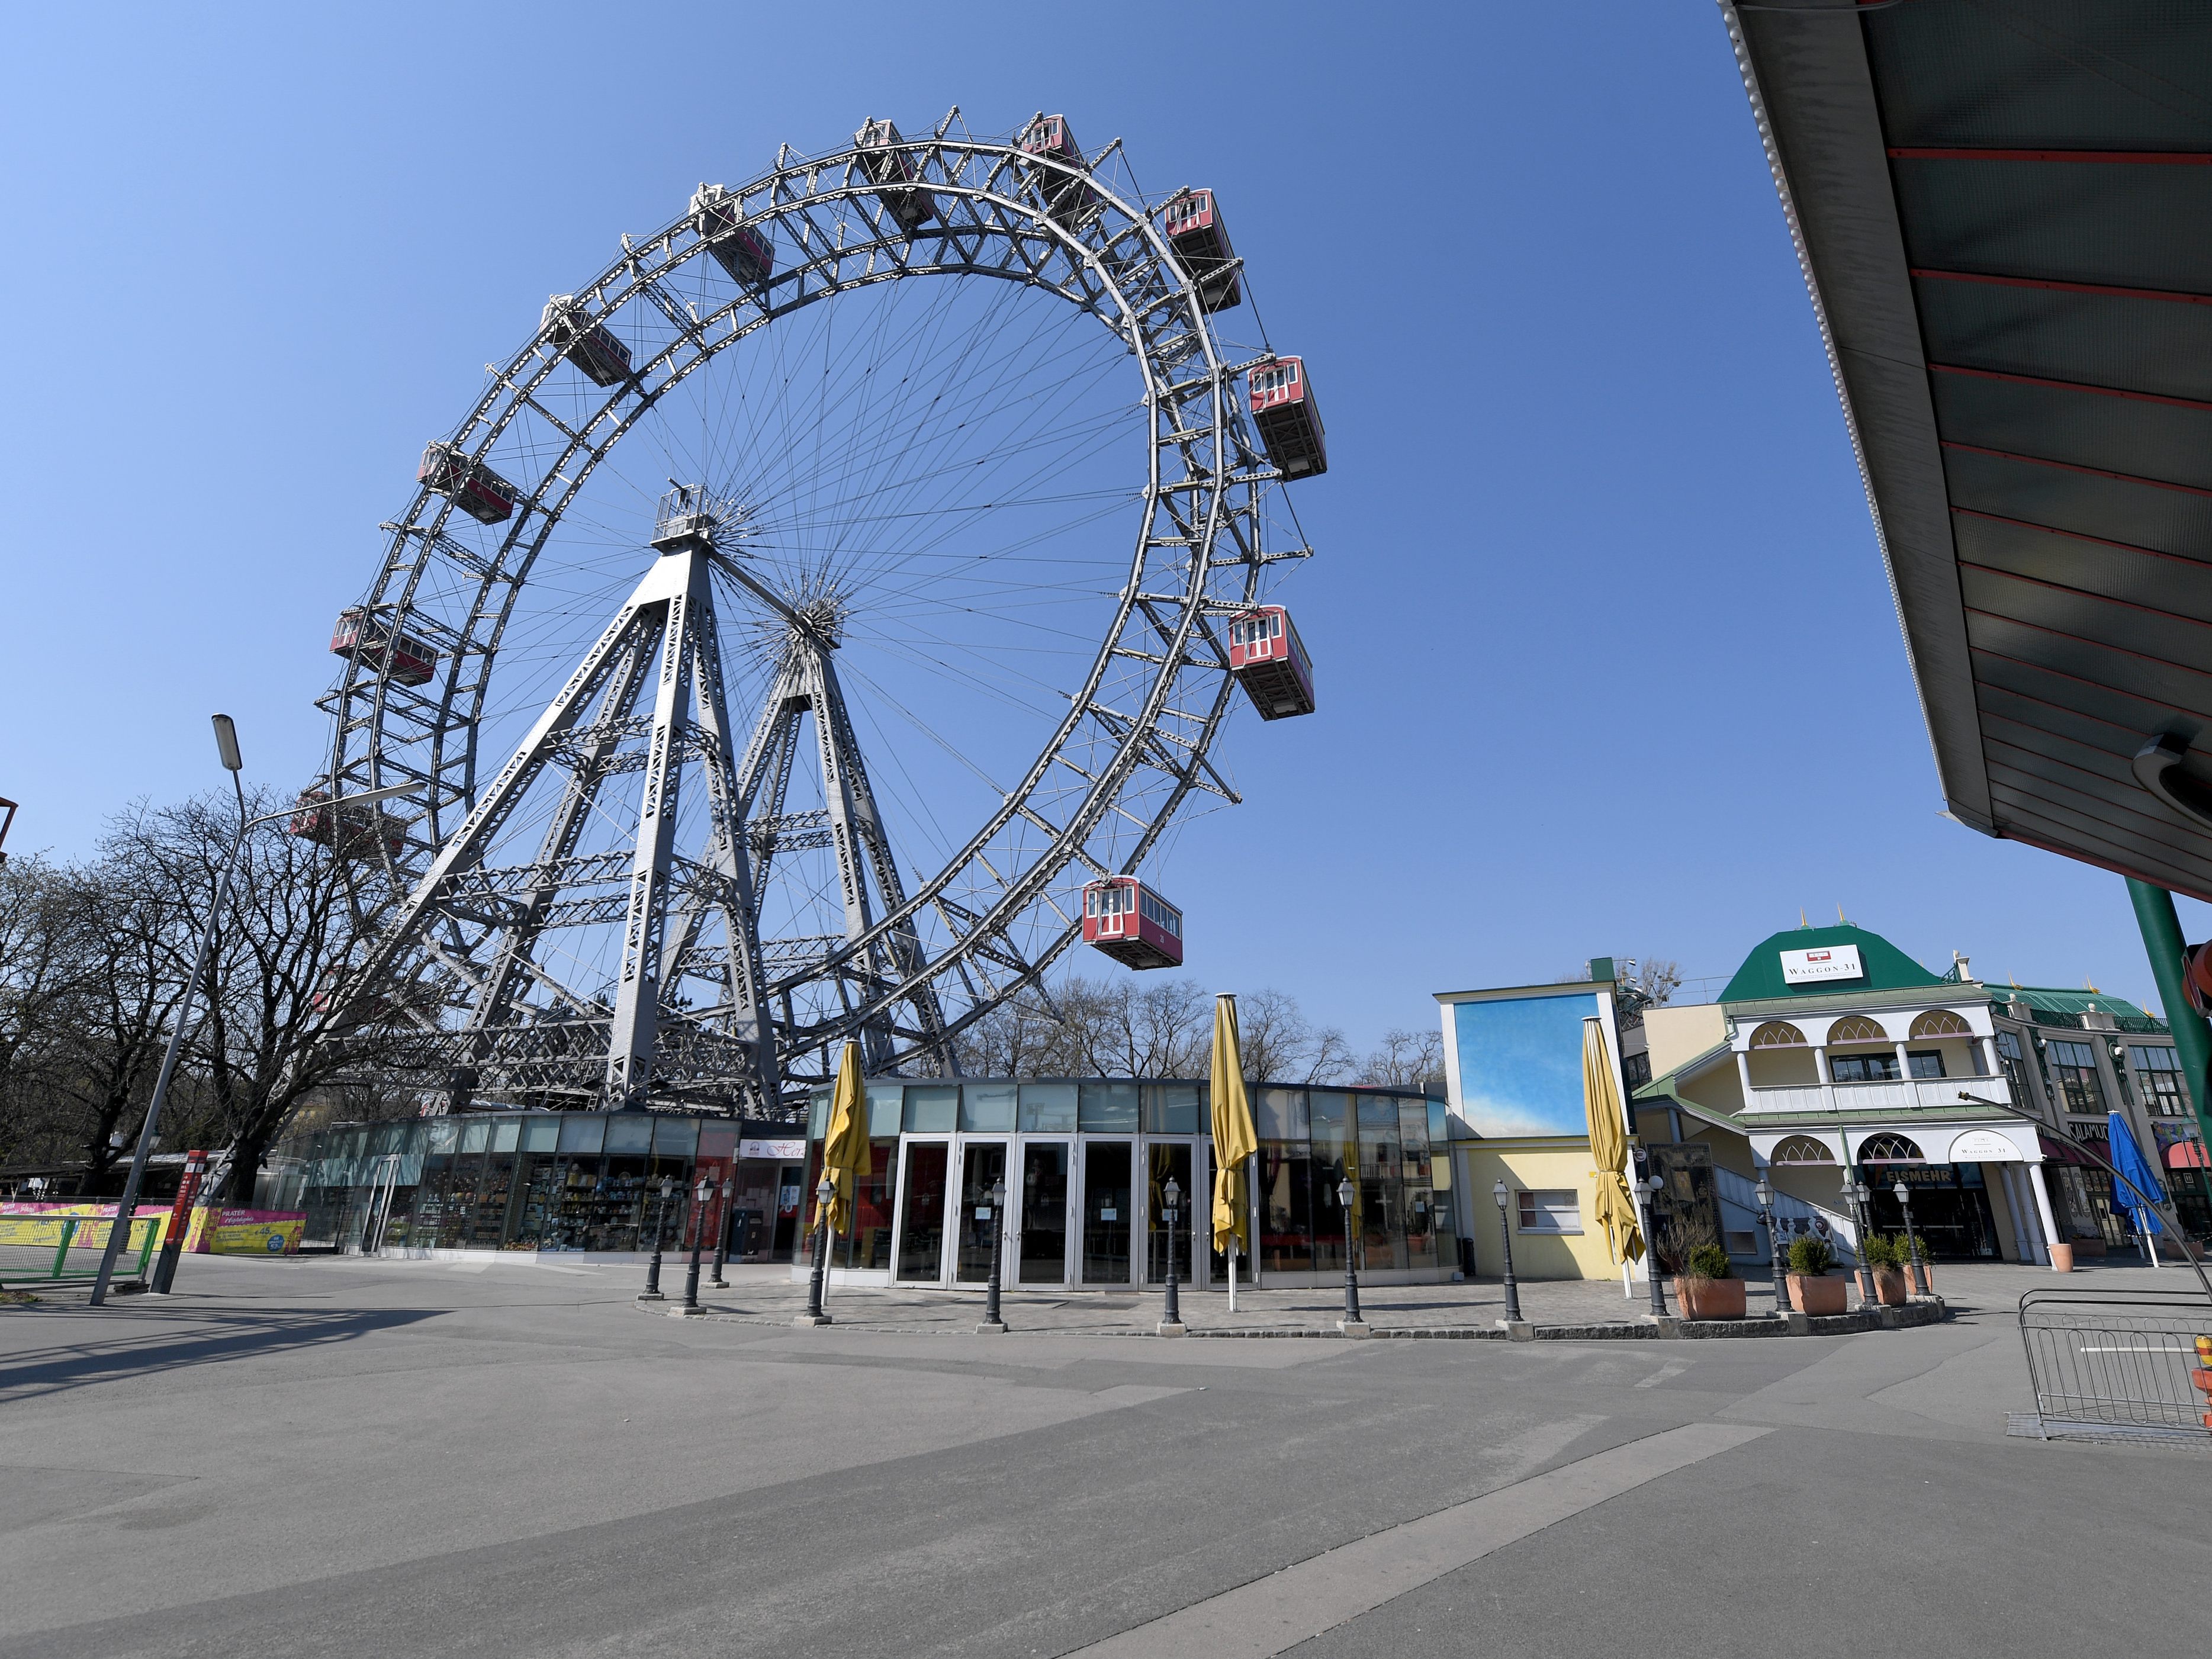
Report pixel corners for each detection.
[2,2,2200,1049]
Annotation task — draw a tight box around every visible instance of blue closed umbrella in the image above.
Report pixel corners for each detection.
[2105,1113,2168,1261]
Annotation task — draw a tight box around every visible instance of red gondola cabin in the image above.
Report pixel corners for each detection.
[1082,877,1183,970]
[331,607,438,688]
[541,295,632,388]
[290,789,407,861]
[1158,189,1240,313]
[690,184,775,288]
[1226,606,1314,720]
[1248,357,1327,480]
[1020,114,1096,230]
[854,118,935,234]
[418,441,518,525]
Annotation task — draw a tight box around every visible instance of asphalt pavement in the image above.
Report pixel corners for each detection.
[0,1253,2199,1658]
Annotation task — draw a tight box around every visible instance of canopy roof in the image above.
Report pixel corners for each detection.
[1725,3,2212,901]
[1719,922,1945,1005]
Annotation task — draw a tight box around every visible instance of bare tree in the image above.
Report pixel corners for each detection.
[0,856,86,1170]
[1357,1027,1445,1092]
[1235,988,1351,1085]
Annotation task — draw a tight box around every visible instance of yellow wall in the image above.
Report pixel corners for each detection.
[1458,1137,1638,1281]
[1642,1004,1728,1079]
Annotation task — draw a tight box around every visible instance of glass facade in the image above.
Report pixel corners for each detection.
[276,1078,1451,1287]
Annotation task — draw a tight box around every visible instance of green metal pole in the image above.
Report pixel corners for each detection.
[2124,877,2212,1153]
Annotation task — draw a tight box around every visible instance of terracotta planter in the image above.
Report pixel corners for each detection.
[1788,1272,1848,1316]
[2073,1236,2107,1258]
[1908,1261,1935,1295]
[1674,1276,1746,1320]
[1872,1268,1909,1307]
[2048,1242,2075,1273]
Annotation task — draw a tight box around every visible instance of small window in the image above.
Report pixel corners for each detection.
[1906,1050,1946,1079]
[1831,1052,1900,1084]
[1516,1189,1581,1234]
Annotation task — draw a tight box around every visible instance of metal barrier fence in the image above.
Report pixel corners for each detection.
[0,1216,160,1292]
[2015,1286,2212,1443]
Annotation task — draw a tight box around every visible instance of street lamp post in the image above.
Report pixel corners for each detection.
[1338,1174,1362,1327]
[982,1175,1007,1331]
[803,1173,834,1324]
[641,1175,674,1300]
[90,717,420,1306]
[1161,1176,1182,1329]
[679,1174,715,1313]
[708,1175,730,1290]
[1893,1179,1928,1295]
[1492,1179,1524,1325]
[1638,1173,1670,1318]
[1841,1171,1876,1306]
[1755,1172,1790,1317]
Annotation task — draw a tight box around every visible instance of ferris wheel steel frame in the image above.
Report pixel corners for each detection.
[324,111,1310,1114]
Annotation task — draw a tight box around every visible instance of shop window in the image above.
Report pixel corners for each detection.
[1252,1088,1307,1141]
[1079,1081,1139,1131]
[2130,1046,2190,1117]
[1994,1030,2035,1109]
[2046,1040,2105,1114]
[1017,1082,1076,1133]
[905,1085,959,1133]
[1516,1189,1581,1234]
[1859,1133,1924,1164]
[956,1083,1012,1133]
[1145,1083,1204,1134]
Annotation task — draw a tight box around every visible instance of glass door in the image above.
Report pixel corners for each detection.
[956,1141,1008,1282]
[896,1141,950,1283]
[1081,1140,1134,1285]
[1146,1142,1196,1287]
[1017,1141,1072,1285]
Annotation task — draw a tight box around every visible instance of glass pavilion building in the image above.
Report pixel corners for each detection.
[275,1078,1455,1291]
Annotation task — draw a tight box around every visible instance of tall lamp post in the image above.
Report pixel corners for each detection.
[1841,1171,1876,1306]
[91,716,420,1306]
[982,1175,1008,1332]
[1755,1172,1789,1318]
[1640,1173,1670,1318]
[803,1173,835,1324]
[708,1172,731,1290]
[1160,1176,1183,1330]
[676,1173,715,1314]
[641,1175,674,1300]
[1338,1174,1362,1327]
[1893,1178,1928,1295]
[1491,1179,1524,1325]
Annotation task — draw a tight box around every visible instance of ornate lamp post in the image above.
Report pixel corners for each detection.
[1492,1179,1524,1324]
[708,1172,730,1290]
[641,1175,674,1301]
[1161,1176,1183,1329]
[677,1173,715,1314]
[1842,1169,1876,1305]
[1338,1174,1362,1327]
[1893,1178,1928,1295]
[982,1175,1008,1332]
[1755,1172,1789,1317]
[1640,1173,1670,1317]
[803,1172,835,1324]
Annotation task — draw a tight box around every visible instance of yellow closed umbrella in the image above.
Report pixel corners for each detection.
[1210,994,1259,1310]
[819,1041,871,1237]
[1582,1016,1645,1278]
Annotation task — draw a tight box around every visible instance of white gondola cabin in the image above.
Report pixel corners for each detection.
[418,441,519,525]
[854,118,936,234]
[1248,357,1327,480]
[1082,877,1183,970]
[290,789,407,861]
[331,607,438,688]
[690,184,774,288]
[1020,113,1097,230]
[541,295,632,388]
[1227,606,1314,720]
[1159,189,1240,313]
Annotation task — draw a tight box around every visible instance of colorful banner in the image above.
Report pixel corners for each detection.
[182,1207,304,1256]
[0,1201,304,1256]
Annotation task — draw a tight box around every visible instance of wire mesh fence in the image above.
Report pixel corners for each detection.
[2014,1286,2212,1443]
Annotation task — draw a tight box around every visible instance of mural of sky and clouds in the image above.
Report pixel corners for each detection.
[1452,992,1602,1138]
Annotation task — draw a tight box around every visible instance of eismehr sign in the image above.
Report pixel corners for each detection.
[1778,944,1864,986]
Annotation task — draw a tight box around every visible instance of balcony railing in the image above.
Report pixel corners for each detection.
[1744,1074,2011,1116]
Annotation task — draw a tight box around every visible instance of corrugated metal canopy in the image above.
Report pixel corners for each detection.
[1725,1,2212,901]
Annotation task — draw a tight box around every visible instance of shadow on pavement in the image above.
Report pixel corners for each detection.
[0,1308,439,1403]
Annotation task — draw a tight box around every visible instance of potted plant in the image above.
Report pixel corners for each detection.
[1863,1234,1909,1307]
[1786,1235,1847,1315]
[1674,1243,1746,1320]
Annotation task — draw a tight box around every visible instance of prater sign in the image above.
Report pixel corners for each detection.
[1778,944,1864,986]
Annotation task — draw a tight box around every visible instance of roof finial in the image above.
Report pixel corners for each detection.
[1837,902,1848,924]
[1799,908,1808,928]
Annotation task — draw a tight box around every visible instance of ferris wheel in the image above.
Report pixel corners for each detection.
[319,110,1328,1115]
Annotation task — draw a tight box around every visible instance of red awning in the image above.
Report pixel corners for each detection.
[2166,1139,2210,1171]
[2039,1133,2094,1168]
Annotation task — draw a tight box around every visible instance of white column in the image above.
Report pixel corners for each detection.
[1814,1046,1836,1115]
[1734,1049,1754,1110]
[2001,1164,2045,1265]
[2027,1162,2063,1268]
